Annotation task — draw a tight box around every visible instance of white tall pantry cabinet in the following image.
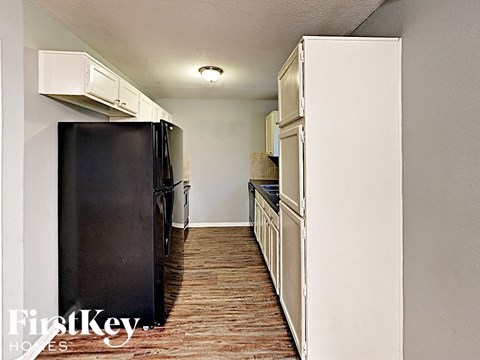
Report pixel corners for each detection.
[278,37,403,360]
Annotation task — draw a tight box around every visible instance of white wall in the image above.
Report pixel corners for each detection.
[158,99,277,225]
[0,1,25,359]
[354,1,480,359]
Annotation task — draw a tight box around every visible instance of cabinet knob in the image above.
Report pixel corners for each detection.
[121,102,126,106]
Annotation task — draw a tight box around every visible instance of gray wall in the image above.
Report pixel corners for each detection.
[23,0,113,350]
[0,1,25,359]
[354,1,480,359]
[158,98,277,224]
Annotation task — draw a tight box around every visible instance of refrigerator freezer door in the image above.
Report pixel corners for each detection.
[159,121,184,187]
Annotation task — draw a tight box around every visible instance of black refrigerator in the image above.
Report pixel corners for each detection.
[58,121,184,327]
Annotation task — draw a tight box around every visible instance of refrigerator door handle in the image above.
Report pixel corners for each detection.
[155,191,170,258]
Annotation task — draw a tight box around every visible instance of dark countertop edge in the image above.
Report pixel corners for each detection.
[249,179,279,214]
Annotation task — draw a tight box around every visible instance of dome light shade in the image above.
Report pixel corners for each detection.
[199,66,223,83]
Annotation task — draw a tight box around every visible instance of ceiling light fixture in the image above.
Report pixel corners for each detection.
[198,66,224,83]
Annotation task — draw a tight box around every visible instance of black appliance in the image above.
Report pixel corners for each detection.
[183,184,191,230]
[58,121,184,327]
[248,182,255,229]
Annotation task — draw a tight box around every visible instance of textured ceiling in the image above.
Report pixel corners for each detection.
[31,0,384,100]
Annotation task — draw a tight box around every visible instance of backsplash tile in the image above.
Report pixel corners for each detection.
[184,154,190,182]
[250,152,279,180]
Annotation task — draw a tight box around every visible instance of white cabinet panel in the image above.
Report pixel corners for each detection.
[270,224,279,294]
[138,93,153,121]
[254,198,261,241]
[266,110,279,156]
[280,202,305,358]
[85,58,119,105]
[279,125,304,217]
[118,79,140,114]
[277,37,402,360]
[39,51,138,117]
[263,207,271,266]
[278,44,304,126]
[152,104,162,122]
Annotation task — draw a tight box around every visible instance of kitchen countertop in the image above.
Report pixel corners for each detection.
[249,179,279,213]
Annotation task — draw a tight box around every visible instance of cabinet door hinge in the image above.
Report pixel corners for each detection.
[299,128,305,143]
[85,67,90,86]
[300,198,306,213]
[300,96,305,111]
[302,283,307,298]
[299,47,305,63]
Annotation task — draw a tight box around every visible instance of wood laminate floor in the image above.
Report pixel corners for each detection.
[38,227,299,359]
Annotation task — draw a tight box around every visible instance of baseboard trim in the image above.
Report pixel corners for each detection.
[18,323,58,360]
[189,222,250,228]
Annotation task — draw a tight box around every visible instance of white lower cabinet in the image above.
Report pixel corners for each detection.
[269,221,279,294]
[254,197,261,240]
[262,206,270,262]
[253,189,280,294]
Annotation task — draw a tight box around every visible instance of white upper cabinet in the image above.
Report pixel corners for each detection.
[39,51,139,117]
[265,110,279,156]
[152,104,173,123]
[85,57,120,104]
[152,104,162,122]
[118,78,140,114]
[278,44,304,127]
[163,109,173,123]
[138,93,154,121]
[38,50,172,121]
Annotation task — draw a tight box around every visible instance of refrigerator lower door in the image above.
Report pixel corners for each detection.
[154,191,167,325]
[155,184,184,324]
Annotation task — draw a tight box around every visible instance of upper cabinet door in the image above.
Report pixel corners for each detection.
[265,110,279,156]
[152,104,162,122]
[279,125,304,217]
[138,93,154,121]
[118,79,140,114]
[278,44,304,127]
[85,58,119,105]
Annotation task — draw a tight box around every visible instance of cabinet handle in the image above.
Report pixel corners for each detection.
[121,102,126,106]
[115,99,120,104]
